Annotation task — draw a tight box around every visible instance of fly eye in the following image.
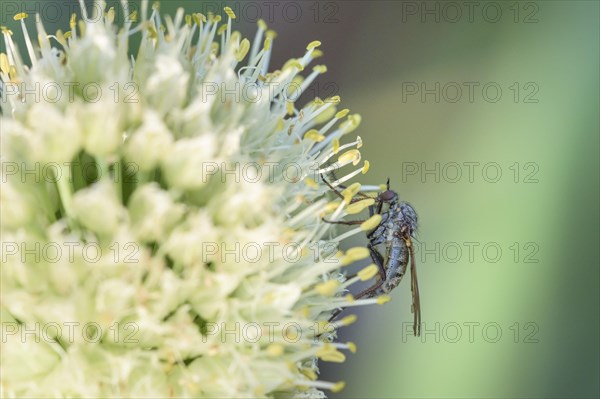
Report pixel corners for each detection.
[380,190,397,201]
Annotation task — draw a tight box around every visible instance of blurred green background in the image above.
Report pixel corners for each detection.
[2,1,598,397]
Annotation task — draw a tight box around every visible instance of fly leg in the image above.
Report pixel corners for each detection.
[320,174,371,204]
[321,218,364,225]
[355,243,387,299]
[327,243,387,321]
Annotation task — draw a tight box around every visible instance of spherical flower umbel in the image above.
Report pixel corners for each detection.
[1,1,387,397]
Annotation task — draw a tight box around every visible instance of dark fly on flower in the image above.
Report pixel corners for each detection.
[321,175,421,336]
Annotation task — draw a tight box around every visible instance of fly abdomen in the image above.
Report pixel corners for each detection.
[375,237,409,295]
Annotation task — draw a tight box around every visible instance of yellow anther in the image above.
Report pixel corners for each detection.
[288,60,304,71]
[266,343,284,357]
[362,160,370,174]
[313,97,325,106]
[70,13,77,29]
[147,25,158,39]
[193,13,206,25]
[316,106,336,124]
[345,198,375,215]
[346,342,357,353]
[338,149,361,166]
[266,29,278,39]
[217,25,229,37]
[152,1,160,11]
[211,14,222,23]
[264,36,272,51]
[307,40,322,50]
[236,38,250,62]
[344,247,370,263]
[317,344,346,363]
[304,129,325,142]
[315,280,340,297]
[8,66,16,80]
[313,65,327,74]
[335,109,350,119]
[356,136,363,149]
[331,381,346,393]
[185,14,192,26]
[0,53,9,75]
[224,6,236,19]
[346,246,369,259]
[357,264,379,281]
[344,294,355,302]
[379,184,387,191]
[106,7,115,22]
[376,295,392,305]
[257,19,267,30]
[332,138,340,154]
[63,31,72,39]
[312,49,324,58]
[276,118,285,131]
[13,12,28,21]
[336,314,358,326]
[129,10,138,22]
[304,177,319,189]
[361,214,382,231]
[327,95,341,104]
[341,182,361,202]
[217,24,227,35]
[322,201,341,215]
[1,27,13,35]
[286,101,294,115]
[341,114,362,133]
[301,369,318,380]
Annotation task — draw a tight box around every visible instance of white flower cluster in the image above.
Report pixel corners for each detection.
[0,1,388,397]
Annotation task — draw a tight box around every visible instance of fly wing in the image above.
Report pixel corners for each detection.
[408,240,421,336]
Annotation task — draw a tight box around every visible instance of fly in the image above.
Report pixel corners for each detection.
[321,176,421,336]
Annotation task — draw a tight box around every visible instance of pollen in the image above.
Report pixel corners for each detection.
[13,13,28,21]
[358,264,379,281]
[263,36,272,51]
[313,65,327,73]
[331,381,346,393]
[70,13,77,29]
[217,24,227,35]
[341,182,361,197]
[304,129,325,142]
[336,109,350,119]
[362,160,370,174]
[345,198,375,215]
[376,295,392,305]
[224,7,236,19]
[257,19,267,30]
[346,342,357,353]
[307,40,322,50]
[361,214,382,231]
[338,149,361,166]
[192,13,206,25]
[332,138,340,154]
[344,246,370,262]
[301,369,318,380]
[315,280,340,296]
[236,38,250,61]
[0,53,9,75]
[339,314,358,326]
